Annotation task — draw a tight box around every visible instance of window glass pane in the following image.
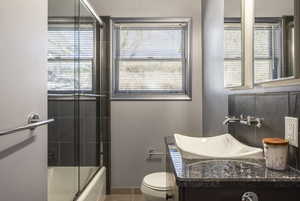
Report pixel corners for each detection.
[224,60,242,87]
[224,26,242,87]
[118,61,183,91]
[48,27,76,59]
[48,61,75,90]
[48,60,92,91]
[254,24,282,83]
[254,59,273,82]
[224,28,241,58]
[48,26,94,59]
[119,29,183,59]
[79,27,94,59]
[254,28,272,58]
[78,60,93,90]
[48,24,94,91]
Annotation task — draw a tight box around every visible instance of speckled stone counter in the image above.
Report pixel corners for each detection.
[165,136,300,188]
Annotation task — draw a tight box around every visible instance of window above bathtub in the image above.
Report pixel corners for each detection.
[110,18,192,100]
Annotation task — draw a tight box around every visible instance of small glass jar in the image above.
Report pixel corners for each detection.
[263,138,289,171]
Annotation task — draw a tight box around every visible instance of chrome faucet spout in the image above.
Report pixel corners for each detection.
[223,116,239,125]
[222,118,231,125]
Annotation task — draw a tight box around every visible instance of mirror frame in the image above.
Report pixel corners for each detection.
[242,0,254,89]
[225,0,254,90]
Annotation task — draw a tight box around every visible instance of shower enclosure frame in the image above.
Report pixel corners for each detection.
[47,0,111,199]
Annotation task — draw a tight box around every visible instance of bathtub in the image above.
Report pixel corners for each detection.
[48,167,106,201]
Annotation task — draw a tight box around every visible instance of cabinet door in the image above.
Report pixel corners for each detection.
[182,187,300,201]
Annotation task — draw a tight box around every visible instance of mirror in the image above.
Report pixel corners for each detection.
[254,0,295,83]
[224,0,243,88]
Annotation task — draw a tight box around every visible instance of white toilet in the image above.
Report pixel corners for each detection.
[141,172,172,201]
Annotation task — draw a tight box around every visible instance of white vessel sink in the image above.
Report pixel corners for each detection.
[174,133,263,159]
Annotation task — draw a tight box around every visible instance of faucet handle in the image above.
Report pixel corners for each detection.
[255,117,264,128]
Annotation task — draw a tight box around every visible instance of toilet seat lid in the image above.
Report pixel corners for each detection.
[142,172,172,191]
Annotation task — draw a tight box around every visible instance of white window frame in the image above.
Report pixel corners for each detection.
[110,18,192,100]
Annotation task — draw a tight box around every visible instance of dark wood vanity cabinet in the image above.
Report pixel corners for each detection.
[165,136,300,201]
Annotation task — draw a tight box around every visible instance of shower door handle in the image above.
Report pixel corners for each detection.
[0,113,54,136]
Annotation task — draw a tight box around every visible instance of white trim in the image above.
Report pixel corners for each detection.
[242,0,255,89]
[260,78,300,88]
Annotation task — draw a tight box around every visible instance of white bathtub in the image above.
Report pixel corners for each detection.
[48,167,106,201]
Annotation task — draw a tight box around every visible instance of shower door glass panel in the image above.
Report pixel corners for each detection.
[78,1,102,191]
[48,0,79,200]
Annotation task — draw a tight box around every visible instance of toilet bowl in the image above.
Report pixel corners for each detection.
[141,172,172,201]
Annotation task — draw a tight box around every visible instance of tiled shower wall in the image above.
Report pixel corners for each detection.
[48,100,99,166]
[228,92,300,169]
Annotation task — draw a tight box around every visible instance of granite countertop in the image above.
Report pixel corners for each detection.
[165,136,300,188]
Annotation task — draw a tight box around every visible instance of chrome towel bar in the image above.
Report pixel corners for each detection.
[0,113,54,137]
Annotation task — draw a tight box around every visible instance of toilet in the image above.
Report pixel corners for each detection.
[141,172,172,201]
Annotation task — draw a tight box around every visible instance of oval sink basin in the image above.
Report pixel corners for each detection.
[174,134,263,159]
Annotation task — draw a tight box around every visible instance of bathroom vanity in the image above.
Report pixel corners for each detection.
[165,136,300,201]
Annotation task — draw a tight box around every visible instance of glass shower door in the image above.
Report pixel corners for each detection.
[77,1,102,191]
[47,0,80,200]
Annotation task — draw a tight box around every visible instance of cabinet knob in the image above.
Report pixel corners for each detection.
[242,192,258,201]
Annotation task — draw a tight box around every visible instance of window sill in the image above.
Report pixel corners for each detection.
[110,94,192,101]
[258,78,300,88]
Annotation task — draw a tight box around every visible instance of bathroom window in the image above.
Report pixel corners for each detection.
[111,18,191,100]
[48,22,94,92]
[224,20,282,85]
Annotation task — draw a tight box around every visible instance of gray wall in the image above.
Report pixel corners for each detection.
[202,0,229,137]
[90,0,203,188]
[0,0,48,200]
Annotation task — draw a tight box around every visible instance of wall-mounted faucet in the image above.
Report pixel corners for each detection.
[223,116,240,125]
[239,115,264,128]
[223,114,264,128]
